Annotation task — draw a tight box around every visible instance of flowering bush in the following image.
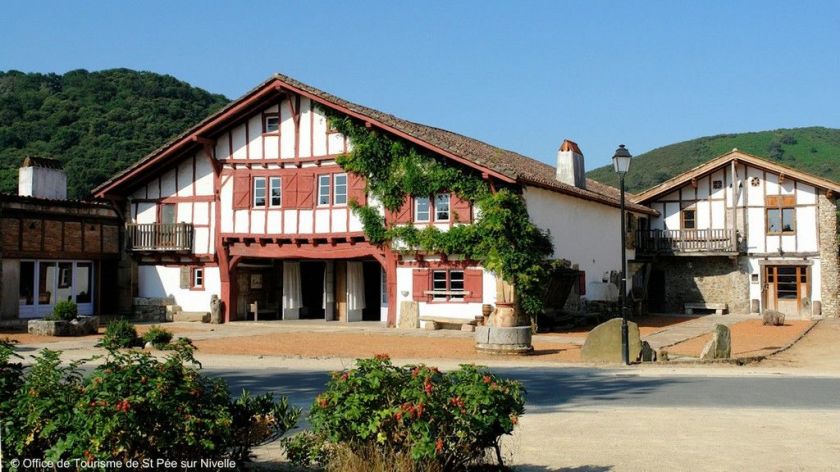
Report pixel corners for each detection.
[141,325,173,349]
[0,341,299,468]
[97,319,140,349]
[303,355,525,469]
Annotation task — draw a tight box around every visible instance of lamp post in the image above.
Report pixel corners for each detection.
[612,144,632,365]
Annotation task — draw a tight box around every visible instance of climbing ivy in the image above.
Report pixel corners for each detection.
[325,110,554,316]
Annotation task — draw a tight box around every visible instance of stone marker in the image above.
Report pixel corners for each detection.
[210,295,222,324]
[398,301,420,329]
[762,309,785,326]
[700,323,731,360]
[581,318,642,363]
[638,340,657,362]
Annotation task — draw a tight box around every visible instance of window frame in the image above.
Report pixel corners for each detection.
[253,176,267,208]
[191,267,205,291]
[766,207,795,235]
[430,269,466,302]
[317,174,331,207]
[269,176,282,208]
[434,193,450,222]
[263,114,280,134]
[333,173,348,206]
[681,208,697,230]
[414,196,431,223]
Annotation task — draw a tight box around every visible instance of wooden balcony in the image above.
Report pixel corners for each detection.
[127,223,193,252]
[636,229,740,256]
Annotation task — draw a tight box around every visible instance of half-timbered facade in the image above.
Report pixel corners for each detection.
[634,150,840,319]
[94,74,654,326]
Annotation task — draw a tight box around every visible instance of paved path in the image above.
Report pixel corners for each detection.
[642,314,755,349]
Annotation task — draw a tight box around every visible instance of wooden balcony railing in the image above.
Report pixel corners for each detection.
[127,223,193,251]
[636,229,739,255]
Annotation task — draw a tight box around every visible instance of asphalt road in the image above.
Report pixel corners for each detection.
[205,365,840,412]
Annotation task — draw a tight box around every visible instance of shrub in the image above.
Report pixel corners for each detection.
[142,325,173,348]
[98,319,140,349]
[0,338,23,403]
[48,300,78,321]
[281,430,332,469]
[0,342,300,467]
[305,355,525,470]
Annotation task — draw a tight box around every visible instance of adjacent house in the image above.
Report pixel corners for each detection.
[0,157,121,321]
[633,149,840,319]
[92,74,653,325]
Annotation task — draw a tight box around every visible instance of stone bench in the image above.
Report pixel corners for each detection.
[176,311,210,323]
[420,316,477,331]
[685,303,728,315]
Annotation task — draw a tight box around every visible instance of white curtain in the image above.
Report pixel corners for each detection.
[323,262,335,320]
[282,262,302,310]
[346,262,366,312]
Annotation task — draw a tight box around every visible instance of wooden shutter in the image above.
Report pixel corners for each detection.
[179,266,191,289]
[464,269,483,302]
[348,172,367,206]
[283,173,298,208]
[412,269,430,301]
[298,172,315,208]
[578,271,586,296]
[232,174,251,209]
[394,196,412,223]
[450,193,472,223]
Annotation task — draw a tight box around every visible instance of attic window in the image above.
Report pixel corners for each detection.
[712,180,723,189]
[264,115,279,133]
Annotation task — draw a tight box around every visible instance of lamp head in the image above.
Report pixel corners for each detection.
[612,144,632,176]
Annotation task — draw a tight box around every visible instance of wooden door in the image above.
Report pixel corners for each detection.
[335,261,347,321]
[764,266,808,319]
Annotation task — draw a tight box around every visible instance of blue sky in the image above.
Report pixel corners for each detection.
[2,1,838,170]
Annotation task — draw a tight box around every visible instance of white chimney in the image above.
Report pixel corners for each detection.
[18,157,67,200]
[556,139,586,189]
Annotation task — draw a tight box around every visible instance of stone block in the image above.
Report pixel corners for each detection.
[762,309,785,326]
[474,326,490,344]
[638,341,656,362]
[460,323,475,332]
[177,311,210,323]
[581,317,642,363]
[487,326,532,345]
[28,316,98,337]
[397,301,420,329]
[700,323,731,360]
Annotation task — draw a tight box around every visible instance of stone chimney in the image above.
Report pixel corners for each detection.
[556,139,586,189]
[18,157,67,200]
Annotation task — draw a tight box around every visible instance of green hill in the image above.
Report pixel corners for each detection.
[587,127,840,193]
[0,69,229,198]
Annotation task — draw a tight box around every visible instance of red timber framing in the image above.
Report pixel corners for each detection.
[92,75,516,325]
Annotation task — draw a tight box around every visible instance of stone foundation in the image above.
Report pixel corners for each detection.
[133,297,178,322]
[653,257,750,314]
[818,194,839,317]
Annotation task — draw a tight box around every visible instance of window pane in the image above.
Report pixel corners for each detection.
[56,262,73,303]
[432,271,447,299]
[782,208,795,232]
[160,204,176,224]
[318,175,331,205]
[450,271,464,300]
[265,115,279,132]
[435,193,450,221]
[254,177,266,207]
[767,209,781,233]
[415,197,430,221]
[270,177,282,207]
[38,262,56,305]
[20,261,34,305]
[683,210,696,229]
[75,263,92,304]
[194,268,204,287]
[334,173,347,205]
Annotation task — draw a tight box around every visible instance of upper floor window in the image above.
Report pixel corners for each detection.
[192,267,204,290]
[264,115,279,133]
[767,208,795,234]
[253,177,266,208]
[334,173,347,205]
[269,177,282,207]
[318,175,331,206]
[159,203,176,224]
[681,209,696,230]
[415,197,431,222]
[434,193,450,221]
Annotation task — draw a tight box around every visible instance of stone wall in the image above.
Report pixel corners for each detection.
[818,194,840,317]
[653,257,751,314]
[133,297,178,322]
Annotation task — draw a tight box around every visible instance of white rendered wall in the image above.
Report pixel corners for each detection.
[19,167,67,200]
[137,265,221,312]
[395,266,497,327]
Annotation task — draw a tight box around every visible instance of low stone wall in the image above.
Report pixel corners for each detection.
[133,297,178,322]
[653,257,750,314]
[28,316,99,336]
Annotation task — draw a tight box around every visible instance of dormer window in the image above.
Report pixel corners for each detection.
[264,115,279,133]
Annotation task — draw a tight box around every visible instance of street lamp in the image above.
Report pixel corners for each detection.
[612,144,632,365]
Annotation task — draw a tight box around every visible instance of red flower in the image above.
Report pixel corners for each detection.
[374,353,390,361]
[340,372,349,381]
[435,437,443,454]
[414,402,425,418]
[483,375,492,384]
[424,379,433,395]
[116,399,131,412]
[395,411,402,421]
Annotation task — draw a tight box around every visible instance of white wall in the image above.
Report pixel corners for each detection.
[394,265,497,327]
[19,166,67,200]
[137,265,221,312]
[523,186,630,289]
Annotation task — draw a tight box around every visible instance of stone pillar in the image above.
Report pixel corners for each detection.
[818,194,839,317]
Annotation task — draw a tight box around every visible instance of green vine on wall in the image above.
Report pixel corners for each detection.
[325,110,554,316]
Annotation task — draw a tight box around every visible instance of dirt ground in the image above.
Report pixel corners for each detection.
[667,319,814,358]
[759,317,840,373]
[539,314,699,339]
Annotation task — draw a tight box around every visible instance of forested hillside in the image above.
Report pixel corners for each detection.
[0,69,229,198]
[587,127,840,193]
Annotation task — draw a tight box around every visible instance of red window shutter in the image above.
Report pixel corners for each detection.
[232,174,251,210]
[348,172,367,206]
[395,197,412,223]
[297,172,315,208]
[283,174,298,207]
[451,193,472,223]
[578,271,586,296]
[464,269,483,302]
[412,269,429,301]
